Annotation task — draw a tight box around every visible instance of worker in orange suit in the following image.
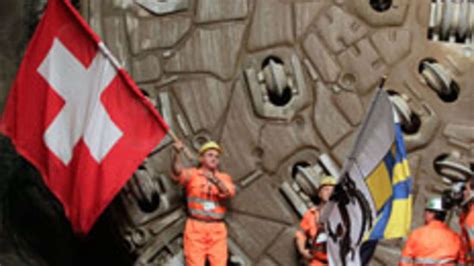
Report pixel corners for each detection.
[171,140,236,266]
[400,197,464,266]
[461,175,474,265]
[295,176,336,266]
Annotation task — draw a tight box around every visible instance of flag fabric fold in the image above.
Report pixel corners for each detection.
[322,88,413,266]
[365,122,413,240]
[0,0,168,234]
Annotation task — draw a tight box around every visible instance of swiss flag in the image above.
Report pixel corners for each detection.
[0,0,168,234]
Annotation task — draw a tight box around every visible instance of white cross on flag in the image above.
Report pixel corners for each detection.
[0,0,168,234]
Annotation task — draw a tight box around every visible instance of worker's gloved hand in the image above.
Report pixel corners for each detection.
[204,171,220,185]
[300,248,313,261]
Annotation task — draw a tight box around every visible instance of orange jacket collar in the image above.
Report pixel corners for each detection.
[427,220,448,228]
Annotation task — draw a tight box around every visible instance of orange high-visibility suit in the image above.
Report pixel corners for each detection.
[400,220,465,266]
[460,205,474,264]
[295,207,328,266]
[176,167,235,266]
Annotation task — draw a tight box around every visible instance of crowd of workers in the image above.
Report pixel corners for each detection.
[171,140,474,266]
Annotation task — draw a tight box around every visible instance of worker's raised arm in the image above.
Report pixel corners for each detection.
[171,140,185,181]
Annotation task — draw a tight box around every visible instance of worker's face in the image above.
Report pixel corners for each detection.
[200,149,220,170]
[424,210,435,224]
[318,185,335,203]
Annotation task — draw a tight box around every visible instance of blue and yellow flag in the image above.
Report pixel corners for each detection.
[324,88,413,266]
[365,122,413,240]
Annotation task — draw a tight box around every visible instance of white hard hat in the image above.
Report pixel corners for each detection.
[425,197,445,212]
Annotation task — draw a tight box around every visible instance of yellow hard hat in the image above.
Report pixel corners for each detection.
[319,176,336,188]
[199,141,223,155]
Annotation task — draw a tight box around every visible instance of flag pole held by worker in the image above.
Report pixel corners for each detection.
[0,0,169,235]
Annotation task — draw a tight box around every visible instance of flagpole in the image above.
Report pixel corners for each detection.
[336,76,388,184]
[167,130,196,161]
[320,76,388,224]
[95,35,196,161]
[60,0,197,162]
[96,43,196,161]
[379,75,387,89]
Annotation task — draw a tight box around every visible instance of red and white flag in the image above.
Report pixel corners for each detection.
[0,0,168,234]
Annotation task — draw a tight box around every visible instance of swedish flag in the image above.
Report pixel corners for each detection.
[365,122,413,240]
